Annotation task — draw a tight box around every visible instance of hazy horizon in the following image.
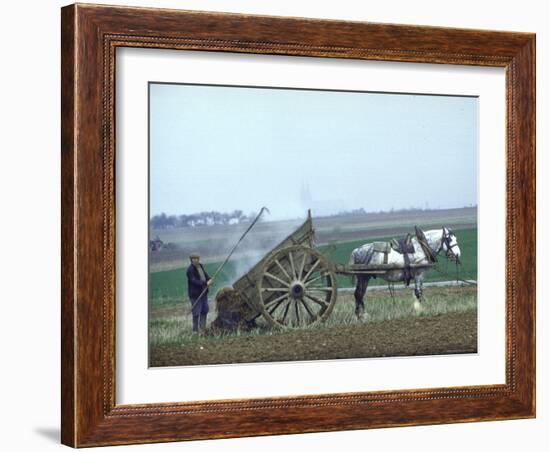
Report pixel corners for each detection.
[150,204,478,221]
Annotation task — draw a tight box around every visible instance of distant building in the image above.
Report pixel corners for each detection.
[300,181,348,217]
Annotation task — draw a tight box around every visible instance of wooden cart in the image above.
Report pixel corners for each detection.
[233,211,432,329]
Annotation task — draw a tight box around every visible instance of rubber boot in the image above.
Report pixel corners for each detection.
[192,315,199,333]
[199,313,207,331]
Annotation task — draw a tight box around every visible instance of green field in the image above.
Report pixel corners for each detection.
[149,227,477,306]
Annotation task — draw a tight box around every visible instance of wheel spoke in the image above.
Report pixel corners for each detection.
[294,299,301,325]
[307,287,333,293]
[298,252,307,280]
[274,258,292,283]
[302,258,321,282]
[264,271,290,287]
[288,251,297,279]
[305,293,329,308]
[280,299,291,324]
[264,293,288,311]
[262,287,289,292]
[304,272,328,287]
[299,297,316,320]
[267,297,287,315]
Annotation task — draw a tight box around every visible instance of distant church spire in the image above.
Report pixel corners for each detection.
[300,180,312,207]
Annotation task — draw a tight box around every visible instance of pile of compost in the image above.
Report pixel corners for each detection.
[208,287,257,334]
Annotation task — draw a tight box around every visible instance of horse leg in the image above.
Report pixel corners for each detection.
[413,272,425,312]
[354,275,370,319]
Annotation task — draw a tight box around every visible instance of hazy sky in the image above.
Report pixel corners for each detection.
[149,83,478,220]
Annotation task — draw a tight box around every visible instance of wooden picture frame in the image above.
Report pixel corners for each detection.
[61,3,535,447]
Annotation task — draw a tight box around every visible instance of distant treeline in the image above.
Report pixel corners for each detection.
[150,210,253,229]
[324,205,477,218]
[150,205,477,230]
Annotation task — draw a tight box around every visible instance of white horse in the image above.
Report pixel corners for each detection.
[350,227,461,318]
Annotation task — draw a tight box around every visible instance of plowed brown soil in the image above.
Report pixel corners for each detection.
[150,310,477,367]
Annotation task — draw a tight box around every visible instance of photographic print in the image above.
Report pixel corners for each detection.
[61,6,535,445]
[148,82,478,367]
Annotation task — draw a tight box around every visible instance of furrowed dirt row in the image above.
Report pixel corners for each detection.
[150,310,477,366]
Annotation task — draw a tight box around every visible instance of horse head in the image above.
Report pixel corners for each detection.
[441,227,461,264]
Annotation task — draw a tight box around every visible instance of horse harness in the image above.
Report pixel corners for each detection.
[438,227,460,262]
[415,226,459,262]
[388,227,447,286]
[390,234,415,286]
[414,226,438,263]
[372,227,455,286]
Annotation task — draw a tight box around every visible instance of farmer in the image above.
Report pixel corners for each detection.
[186,253,212,333]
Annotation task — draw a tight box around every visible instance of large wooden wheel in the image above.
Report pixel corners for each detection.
[257,245,337,329]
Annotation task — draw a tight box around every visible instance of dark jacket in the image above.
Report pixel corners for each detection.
[186,264,211,300]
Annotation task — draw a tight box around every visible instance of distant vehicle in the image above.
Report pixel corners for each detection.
[149,236,164,252]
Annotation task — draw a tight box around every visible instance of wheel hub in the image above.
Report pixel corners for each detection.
[290,281,305,299]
